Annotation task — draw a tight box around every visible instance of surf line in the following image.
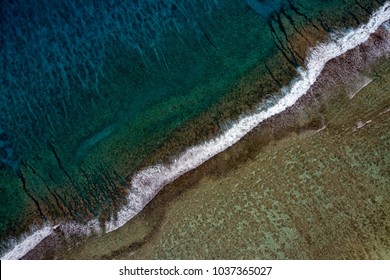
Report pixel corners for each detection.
[105,2,390,232]
[0,225,53,260]
[0,220,101,260]
[1,2,390,260]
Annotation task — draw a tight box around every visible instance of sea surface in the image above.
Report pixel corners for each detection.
[0,0,389,259]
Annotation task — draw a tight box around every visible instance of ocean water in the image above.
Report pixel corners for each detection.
[0,0,388,258]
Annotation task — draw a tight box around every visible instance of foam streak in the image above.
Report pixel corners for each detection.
[1,225,53,260]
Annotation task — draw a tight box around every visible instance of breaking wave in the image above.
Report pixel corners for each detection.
[1,225,53,260]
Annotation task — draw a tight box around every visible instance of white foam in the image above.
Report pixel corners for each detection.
[59,218,101,238]
[106,3,390,232]
[0,225,53,260]
[0,219,102,260]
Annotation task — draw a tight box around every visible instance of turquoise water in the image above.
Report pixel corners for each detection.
[0,0,385,251]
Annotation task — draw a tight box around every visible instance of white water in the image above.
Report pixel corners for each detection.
[1,225,53,260]
[2,2,390,259]
[0,219,102,260]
